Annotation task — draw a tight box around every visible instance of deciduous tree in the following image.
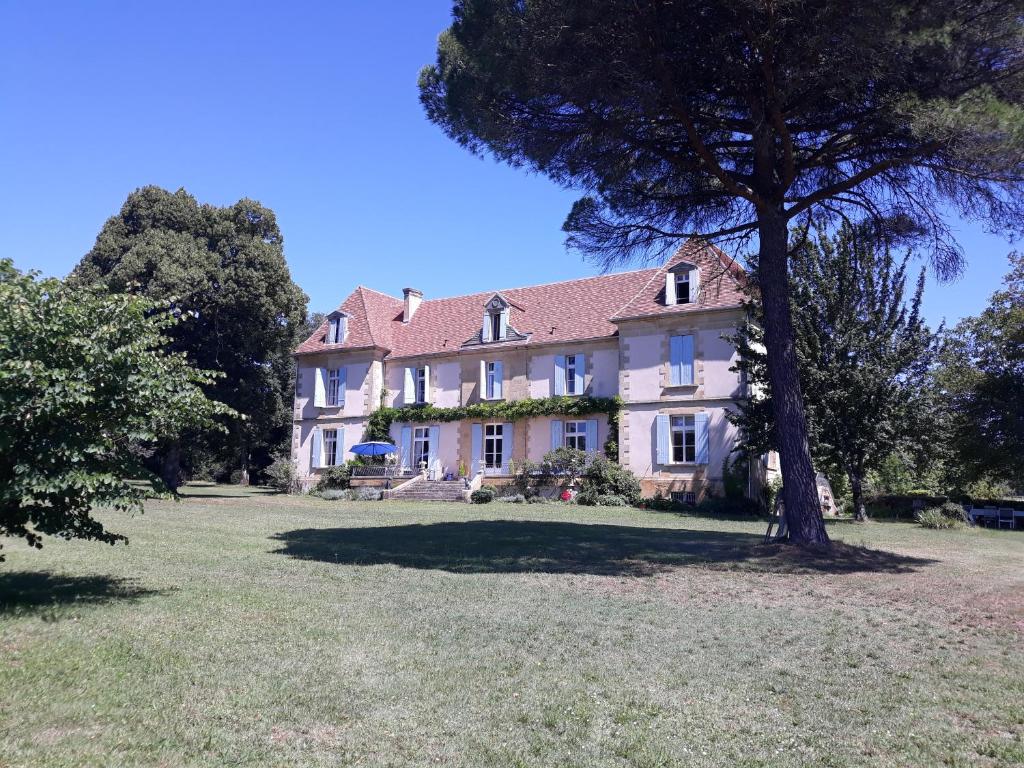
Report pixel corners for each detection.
[420,0,1024,545]
[72,187,308,487]
[0,260,231,559]
[731,225,943,521]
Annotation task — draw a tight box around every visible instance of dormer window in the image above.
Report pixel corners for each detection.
[325,311,348,344]
[481,295,510,342]
[665,264,700,306]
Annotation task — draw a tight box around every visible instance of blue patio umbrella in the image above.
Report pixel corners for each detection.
[349,441,398,457]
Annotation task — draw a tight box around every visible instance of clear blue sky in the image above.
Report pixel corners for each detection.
[1,1,1017,328]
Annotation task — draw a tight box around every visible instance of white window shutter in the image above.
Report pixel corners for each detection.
[551,420,563,450]
[403,367,414,405]
[493,361,503,399]
[313,367,326,407]
[554,355,566,396]
[423,364,431,404]
[655,415,670,464]
[689,267,700,302]
[310,426,322,469]
[480,360,487,399]
[695,412,709,464]
[498,308,509,340]
[481,312,492,342]
[665,271,677,305]
[337,366,347,407]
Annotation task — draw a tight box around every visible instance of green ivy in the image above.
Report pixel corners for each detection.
[364,395,621,460]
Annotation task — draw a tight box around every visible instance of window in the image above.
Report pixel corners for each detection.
[671,415,696,463]
[564,420,587,452]
[565,354,579,395]
[415,367,427,404]
[412,426,430,469]
[484,423,503,469]
[327,369,342,407]
[671,491,696,505]
[486,361,501,399]
[674,272,691,304]
[490,312,502,343]
[323,429,339,467]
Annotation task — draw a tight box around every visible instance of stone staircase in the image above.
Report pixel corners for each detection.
[388,478,468,503]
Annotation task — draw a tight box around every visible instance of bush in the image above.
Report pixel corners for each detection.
[265,455,299,493]
[319,488,349,501]
[542,447,589,480]
[471,487,495,504]
[596,494,626,506]
[916,507,963,529]
[696,496,761,517]
[317,464,352,491]
[497,493,526,504]
[578,456,642,504]
[641,492,677,512]
[228,469,245,485]
[480,484,499,496]
[574,486,599,506]
[350,487,382,501]
[937,500,969,523]
[527,495,550,505]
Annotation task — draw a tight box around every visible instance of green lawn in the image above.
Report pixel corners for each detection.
[2,487,1022,767]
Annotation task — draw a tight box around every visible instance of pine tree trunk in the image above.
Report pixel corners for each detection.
[850,470,868,521]
[757,211,831,546]
[160,441,182,492]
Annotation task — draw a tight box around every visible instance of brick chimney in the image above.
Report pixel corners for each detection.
[403,288,423,323]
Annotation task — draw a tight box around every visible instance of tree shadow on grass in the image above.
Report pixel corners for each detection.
[0,571,163,617]
[270,520,935,577]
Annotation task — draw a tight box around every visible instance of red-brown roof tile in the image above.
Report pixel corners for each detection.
[294,239,748,359]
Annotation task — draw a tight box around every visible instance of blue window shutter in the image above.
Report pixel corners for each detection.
[665,272,677,305]
[574,354,585,394]
[428,425,440,475]
[481,312,492,342]
[586,420,598,453]
[681,335,694,385]
[551,419,563,450]
[310,426,322,469]
[501,423,513,469]
[554,355,566,396]
[655,415,670,465]
[336,427,345,466]
[400,426,412,470]
[695,413,710,464]
[471,423,482,475]
[493,361,503,399]
[498,308,509,340]
[337,366,347,407]
[669,337,683,386]
[689,267,700,301]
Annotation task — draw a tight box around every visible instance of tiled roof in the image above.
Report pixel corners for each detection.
[294,239,748,359]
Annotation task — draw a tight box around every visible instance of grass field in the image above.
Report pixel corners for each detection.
[2,486,1022,767]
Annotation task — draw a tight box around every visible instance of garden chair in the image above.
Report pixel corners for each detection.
[997,508,1015,530]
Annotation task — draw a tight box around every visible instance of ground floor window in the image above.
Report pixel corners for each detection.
[484,423,503,468]
[671,416,696,463]
[323,428,339,467]
[671,490,696,505]
[564,420,587,452]
[413,426,430,469]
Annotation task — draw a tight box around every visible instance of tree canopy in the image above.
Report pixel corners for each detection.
[731,224,943,520]
[936,252,1024,489]
[420,0,1024,545]
[72,186,308,486]
[0,259,231,559]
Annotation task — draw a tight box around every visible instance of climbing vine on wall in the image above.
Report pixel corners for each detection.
[363,395,622,460]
